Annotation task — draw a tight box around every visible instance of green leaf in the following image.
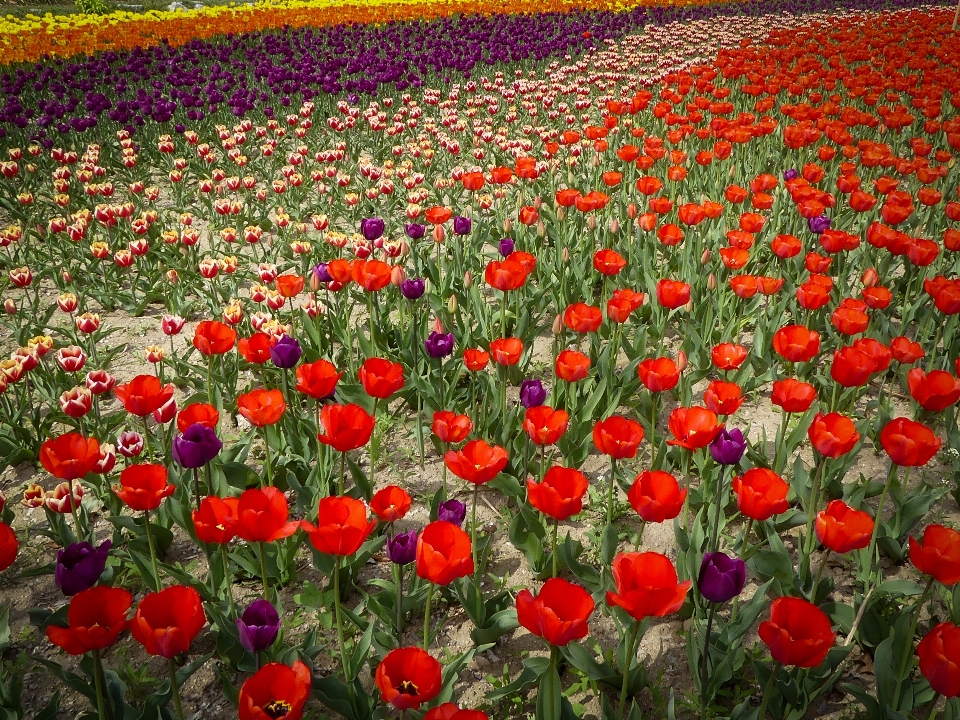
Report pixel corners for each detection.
[487,656,549,702]
[536,655,562,720]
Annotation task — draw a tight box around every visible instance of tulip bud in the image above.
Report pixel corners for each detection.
[145,345,164,364]
[432,224,445,244]
[587,215,597,231]
[537,220,546,237]
[447,295,458,313]
[562,247,571,263]
[503,217,512,234]
[463,271,473,289]
[684,299,694,313]
[626,203,638,220]
[609,218,620,234]
[432,317,445,334]
[552,314,563,335]
[556,207,565,222]
[707,273,717,290]
[390,265,405,287]
[166,269,179,284]
[676,351,688,372]
[4,299,15,314]
[862,268,879,288]
[701,249,712,265]
[533,196,542,210]
[62,271,72,284]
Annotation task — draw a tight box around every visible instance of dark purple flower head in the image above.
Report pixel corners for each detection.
[405,223,425,240]
[438,499,467,526]
[809,215,831,234]
[172,423,223,469]
[783,169,799,181]
[360,217,385,242]
[270,335,302,369]
[387,529,418,565]
[55,540,111,596]
[452,216,472,236]
[313,263,332,284]
[698,551,746,604]
[709,427,746,466]
[425,331,455,359]
[499,238,515,257]
[236,599,281,653]
[400,278,425,300]
[519,379,547,408]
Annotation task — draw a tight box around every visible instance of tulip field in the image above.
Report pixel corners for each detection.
[2,0,960,716]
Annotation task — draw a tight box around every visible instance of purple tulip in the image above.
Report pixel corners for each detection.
[438,499,467,526]
[313,263,332,284]
[400,278,425,300]
[172,423,223,469]
[387,530,418,565]
[424,332,455,359]
[519,379,547,408]
[499,238,515,257]
[698,551,746,604]
[808,215,831,234]
[783,169,799,181]
[236,599,281,653]
[405,223,426,240]
[452,216,472,236]
[709,428,746,466]
[269,335,302,369]
[55,540,111,596]
[360,217,385,242]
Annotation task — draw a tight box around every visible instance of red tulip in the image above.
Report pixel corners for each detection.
[732,468,790,521]
[555,349,590,382]
[808,412,860,458]
[39,433,101,480]
[463,349,490,372]
[444,440,508,485]
[910,524,960,586]
[318,404,375,452]
[907,368,960,412]
[114,374,175,417]
[239,661,312,720]
[416,521,474,586]
[193,320,237,355]
[772,325,820,363]
[177,403,219,433]
[358,357,405,399]
[918,623,960,698]
[370,485,412,523]
[771,379,817,413]
[759,596,835,667]
[237,388,286,427]
[593,416,644,459]
[666,407,722,450]
[304,495,376,556]
[656,279,691,309]
[193,496,239,544]
[712,343,748,371]
[816,500,874,554]
[130,585,206,658]
[637,357,680,393]
[523,406,569,446]
[527,466,589,521]
[46,586,132,655]
[231,487,302,543]
[431,411,473,444]
[375,647,442,711]
[489,338,523,366]
[593,249,626,276]
[880,417,941,467]
[703,380,743,416]
[627,470,686,523]
[517,577,594,646]
[0,522,17,572]
[114,463,175,512]
[830,346,874,387]
[563,303,603,333]
[295,359,342,400]
[238,333,273,365]
[605,552,690,621]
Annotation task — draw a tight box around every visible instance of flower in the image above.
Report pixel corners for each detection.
[563,303,603,333]
[239,661,311,720]
[453,216,472,235]
[703,381,744,416]
[519,379,546,408]
[772,325,820,363]
[489,338,523,366]
[55,540,111,596]
[444,440,508,485]
[667,407,723,450]
[432,412,472,444]
[193,496,239,544]
[463,349,490,372]
[593,249,626,276]
[637,357,681,393]
[236,599,281,653]
[516,578,594,646]
[318,404,375,452]
[816,500,874,554]
[759,596,835,667]
[808,215,831,234]
[304,496,376,556]
[375,647,442,711]
[405,224,426,240]
[425,332,455,359]
[275,275,304,298]
[771,379,817,414]
[193,320,237,355]
[907,368,960,412]
[556,349,590,382]
[270,335,302,369]
[370,485,412,523]
[437,500,466,526]
[732,468,790,521]
[114,374,175,417]
[295,359,342,400]
[360,217,385,242]
[359,358,405,399]
[416,521,474,586]
[606,552,690,621]
[628,471,686,523]
[39,433,101,480]
[522,406,569,446]
[46,586,132,655]
[400,278,425,300]
[131,585,206,658]
[881,418,942,467]
[499,238,515,256]
[712,343,748,371]
[698,552,746,604]
[177,403,219,432]
[113,464,175,512]
[592,416,644,459]
[387,530,418,565]
[172,423,222,469]
[527,466,589,521]
[232,487,302,543]
[918,623,960,698]
[237,388,286,427]
[910,525,960,586]
[709,428,746,465]
[809,412,860,458]
[0,523,17,572]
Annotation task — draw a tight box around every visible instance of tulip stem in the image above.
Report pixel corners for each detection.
[395,563,405,641]
[261,427,273,487]
[370,399,379,492]
[892,576,935,708]
[92,649,107,720]
[423,582,434,651]
[141,415,154,458]
[649,395,659,470]
[551,517,559,578]
[619,620,642,720]
[709,467,726,554]
[756,663,779,720]
[192,468,202,512]
[471,484,480,572]
[219,544,236,617]
[865,463,898,582]
[773,411,790,474]
[635,521,646,552]
[168,657,185,720]
[811,549,831,602]
[259,542,269,598]
[607,458,617,526]
[334,556,347,677]
[339,452,346,496]
[143,511,161,591]
[802,455,827,558]
[700,603,718,720]
[925,694,941,720]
